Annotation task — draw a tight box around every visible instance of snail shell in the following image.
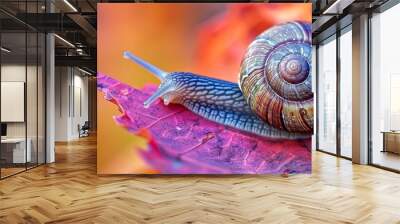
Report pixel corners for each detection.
[239,21,313,134]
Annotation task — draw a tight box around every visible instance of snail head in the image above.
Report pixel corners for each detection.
[123,51,182,108]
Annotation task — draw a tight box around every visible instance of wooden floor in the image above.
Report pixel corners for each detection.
[1,167,26,178]
[372,150,400,171]
[1,135,400,224]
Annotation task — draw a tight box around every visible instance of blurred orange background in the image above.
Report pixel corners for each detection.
[97,3,311,174]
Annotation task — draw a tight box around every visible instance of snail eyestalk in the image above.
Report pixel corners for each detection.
[143,82,174,108]
[123,51,167,81]
[122,51,175,108]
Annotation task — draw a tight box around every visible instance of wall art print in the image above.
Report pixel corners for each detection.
[97,3,313,174]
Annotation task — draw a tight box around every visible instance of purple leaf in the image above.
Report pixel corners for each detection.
[98,73,311,174]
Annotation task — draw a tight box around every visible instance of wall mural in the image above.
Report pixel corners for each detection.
[97,3,313,174]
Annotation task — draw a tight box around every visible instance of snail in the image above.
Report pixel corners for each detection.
[123,21,313,140]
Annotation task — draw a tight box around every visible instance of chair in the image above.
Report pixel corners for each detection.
[79,121,90,138]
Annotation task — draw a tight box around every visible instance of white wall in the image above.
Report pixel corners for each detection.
[1,63,46,164]
[55,67,89,141]
[1,65,37,138]
[1,65,26,135]
[55,66,70,141]
[71,73,89,138]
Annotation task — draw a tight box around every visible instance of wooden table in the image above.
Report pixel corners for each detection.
[381,131,400,154]
[1,138,31,163]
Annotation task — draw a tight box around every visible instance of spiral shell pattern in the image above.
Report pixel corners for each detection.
[239,21,313,133]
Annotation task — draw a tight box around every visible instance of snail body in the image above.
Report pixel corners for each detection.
[123,21,312,140]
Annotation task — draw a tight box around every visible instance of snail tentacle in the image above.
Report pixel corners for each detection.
[124,51,175,107]
[124,51,167,80]
[143,81,175,108]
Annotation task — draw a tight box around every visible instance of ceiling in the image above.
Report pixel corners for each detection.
[312,0,392,43]
[0,0,395,71]
[0,0,98,72]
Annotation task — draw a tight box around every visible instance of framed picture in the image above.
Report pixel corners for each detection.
[97,3,312,174]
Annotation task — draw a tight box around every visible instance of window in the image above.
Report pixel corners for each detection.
[312,45,317,151]
[371,3,400,171]
[317,36,337,154]
[0,2,46,179]
[339,28,352,158]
